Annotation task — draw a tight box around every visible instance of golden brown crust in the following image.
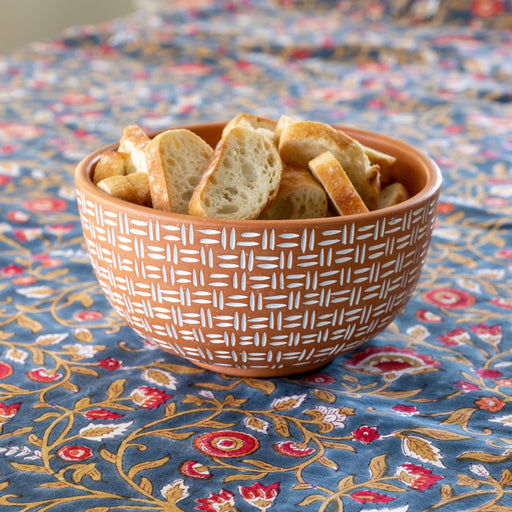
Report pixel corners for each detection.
[92,151,128,184]
[308,152,369,216]
[278,120,380,209]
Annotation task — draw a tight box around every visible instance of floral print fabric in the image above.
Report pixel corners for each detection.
[0,0,511,510]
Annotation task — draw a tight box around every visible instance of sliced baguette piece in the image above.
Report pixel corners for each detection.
[362,145,396,186]
[273,114,296,145]
[259,166,328,220]
[119,124,150,174]
[125,172,152,207]
[222,113,277,141]
[97,175,139,205]
[145,129,213,214]
[278,120,380,209]
[92,150,128,184]
[308,151,369,216]
[188,126,283,220]
[377,182,410,209]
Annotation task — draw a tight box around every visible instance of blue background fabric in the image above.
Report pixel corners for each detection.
[0,1,512,510]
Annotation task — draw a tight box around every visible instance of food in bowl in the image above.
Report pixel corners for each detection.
[75,118,442,377]
[92,114,411,221]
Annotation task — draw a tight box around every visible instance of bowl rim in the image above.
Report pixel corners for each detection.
[74,121,442,227]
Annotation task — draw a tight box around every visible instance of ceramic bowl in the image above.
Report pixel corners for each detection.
[75,122,442,377]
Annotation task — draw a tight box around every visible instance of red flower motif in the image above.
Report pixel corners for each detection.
[0,402,21,423]
[496,249,512,259]
[395,463,442,490]
[27,368,61,382]
[83,408,124,420]
[437,328,469,347]
[12,275,37,285]
[239,482,280,510]
[496,378,512,388]
[194,431,259,458]
[7,210,29,223]
[454,380,480,392]
[22,197,67,213]
[475,368,503,379]
[57,445,92,462]
[350,490,394,503]
[195,489,235,512]
[274,441,315,457]
[423,288,476,309]
[1,264,23,276]
[0,361,13,380]
[472,0,504,18]
[304,373,336,385]
[98,358,122,371]
[0,174,12,186]
[490,297,512,309]
[415,309,443,323]
[436,202,454,214]
[470,323,503,345]
[345,345,440,379]
[75,310,103,322]
[130,386,172,409]
[392,404,419,416]
[351,425,380,443]
[475,396,505,413]
[179,460,212,479]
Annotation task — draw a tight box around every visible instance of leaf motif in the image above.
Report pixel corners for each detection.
[61,380,79,392]
[457,451,512,464]
[16,314,43,333]
[337,474,355,492]
[106,379,126,401]
[223,394,249,408]
[151,430,195,441]
[369,453,388,480]
[317,455,338,471]
[34,333,68,345]
[144,369,177,389]
[402,436,445,468]
[9,461,48,474]
[99,447,117,464]
[28,433,43,448]
[197,420,237,429]
[244,378,276,395]
[272,415,290,437]
[37,481,69,489]
[313,389,336,404]
[74,328,94,343]
[374,388,425,399]
[440,483,453,500]
[71,367,100,378]
[70,463,102,483]
[127,455,170,480]
[138,476,153,495]
[79,421,132,441]
[457,474,482,489]
[242,459,279,471]
[224,472,265,482]
[500,469,512,487]
[367,481,408,493]
[441,407,476,428]
[410,427,472,441]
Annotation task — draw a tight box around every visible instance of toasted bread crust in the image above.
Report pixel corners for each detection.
[222,113,277,140]
[119,124,150,174]
[278,120,380,209]
[377,182,410,209]
[92,151,128,184]
[189,126,282,219]
[145,129,213,214]
[308,152,369,216]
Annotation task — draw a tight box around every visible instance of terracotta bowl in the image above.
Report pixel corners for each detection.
[75,122,442,377]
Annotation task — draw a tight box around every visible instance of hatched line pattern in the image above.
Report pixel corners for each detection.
[77,189,437,370]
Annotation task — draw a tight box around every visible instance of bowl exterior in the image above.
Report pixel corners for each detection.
[75,124,441,377]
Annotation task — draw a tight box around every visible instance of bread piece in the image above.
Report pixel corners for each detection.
[222,113,277,141]
[273,114,296,145]
[259,166,328,220]
[377,182,410,209]
[97,175,139,204]
[188,126,283,220]
[119,124,150,174]
[145,129,213,214]
[92,151,128,184]
[278,120,380,209]
[125,173,152,207]
[308,152,369,216]
[362,145,396,186]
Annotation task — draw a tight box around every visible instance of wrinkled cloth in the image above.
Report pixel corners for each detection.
[0,1,511,510]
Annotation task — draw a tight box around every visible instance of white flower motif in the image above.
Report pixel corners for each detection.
[198,390,215,400]
[5,348,28,364]
[63,343,100,358]
[406,325,430,340]
[16,286,54,298]
[271,394,307,411]
[79,421,132,441]
[470,464,490,478]
[160,479,190,503]
[316,406,346,428]
[490,415,512,427]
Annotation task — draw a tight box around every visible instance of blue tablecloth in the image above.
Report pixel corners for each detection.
[1,1,512,510]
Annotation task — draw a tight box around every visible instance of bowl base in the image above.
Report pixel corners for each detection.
[186,357,332,378]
